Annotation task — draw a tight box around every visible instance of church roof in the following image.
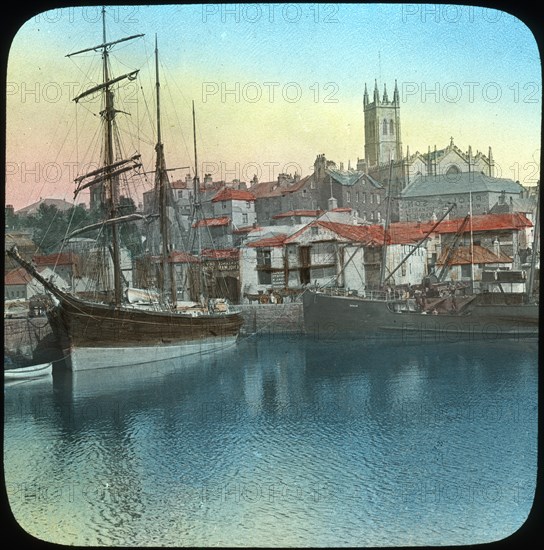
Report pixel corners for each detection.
[402,172,523,198]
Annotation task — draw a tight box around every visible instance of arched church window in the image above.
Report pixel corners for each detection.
[446,165,460,175]
[390,119,394,134]
[382,119,388,135]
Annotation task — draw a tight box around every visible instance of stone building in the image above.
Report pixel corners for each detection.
[5,266,68,300]
[210,188,256,230]
[399,172,525,222]
[356,81,509,223]
[250,155,387,226]
[239,218,427,297]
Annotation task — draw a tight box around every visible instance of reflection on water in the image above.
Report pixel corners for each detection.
[4,336,537,546]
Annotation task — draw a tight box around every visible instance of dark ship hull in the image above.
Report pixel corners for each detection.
[6,248,244,371]
[47,294,244,370]
[302,290,538,344]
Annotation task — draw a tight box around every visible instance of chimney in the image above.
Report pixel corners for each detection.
[328,196,338,210]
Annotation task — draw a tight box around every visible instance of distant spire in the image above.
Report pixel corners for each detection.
[383,83,389,103]
[488,146,495,177]
[373,79,380,103]
[393,79,399,103]
[363,83,369,106]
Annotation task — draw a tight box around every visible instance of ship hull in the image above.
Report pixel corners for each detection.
[48,295,244,371]
[302,291,538,344]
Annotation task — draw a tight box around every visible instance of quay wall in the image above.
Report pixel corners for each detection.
[4,317,55,362]
[237,303,305,336]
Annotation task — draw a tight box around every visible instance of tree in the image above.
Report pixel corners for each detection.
[31,204,67,253]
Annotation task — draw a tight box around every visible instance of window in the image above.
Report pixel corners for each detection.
[401,264,406,276]
[383,119,388,135]
[222,201,227,210]
[362,193,366,204]
[376,194,381,205]
[246,201,251,208]
[377,211,381,222]
[390,119,394,134]
[446,165,461,175]
[346,191,351,203]
[256,249,272,285]
[311,226,319,236]
[370,194,374,204]
[461,264,472,278]
[242,213,248,224]
[310,178,316,189]
[356,191,359,202]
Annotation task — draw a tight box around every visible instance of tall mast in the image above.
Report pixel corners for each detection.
[192,101,205,301]
[379,158,394,287]
[66,8,143,305]
[469,191,474,293]
[526,182,540,302]
[154,35,176,306]
[101,6,123,305]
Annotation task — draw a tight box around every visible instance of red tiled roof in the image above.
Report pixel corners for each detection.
[387,224,428,245]
[5,266,50,285]
[201,248,240,260]
[232,226,260,234]
[272,209,322,219]
[285,221,385,246]
[212,188,256,202]
[393,212,532,236]
[437,245,512,266]
[5,267,33,285]
[169,251,199,264]
[33,252,78,266]
[330,207,353,213]
[247,234,288,248]
[249,175,312,199]
[192,216,230,228]
[436,212,532,233]
[170,179,190,190]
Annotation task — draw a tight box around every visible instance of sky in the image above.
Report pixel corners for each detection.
[4,3,542,210]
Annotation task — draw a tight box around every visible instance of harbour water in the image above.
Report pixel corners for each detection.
[4,334,538,546]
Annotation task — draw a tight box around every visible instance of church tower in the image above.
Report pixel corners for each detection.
[363,80,402,167]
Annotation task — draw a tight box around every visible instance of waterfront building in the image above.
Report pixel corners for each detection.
[210,187,257,230]
[5,266,68,300]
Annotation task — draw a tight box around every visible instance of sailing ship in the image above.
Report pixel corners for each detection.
[303,181,539,343]
[7,9,243,370]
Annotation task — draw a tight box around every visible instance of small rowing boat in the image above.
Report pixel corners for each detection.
[4,362,53,380]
